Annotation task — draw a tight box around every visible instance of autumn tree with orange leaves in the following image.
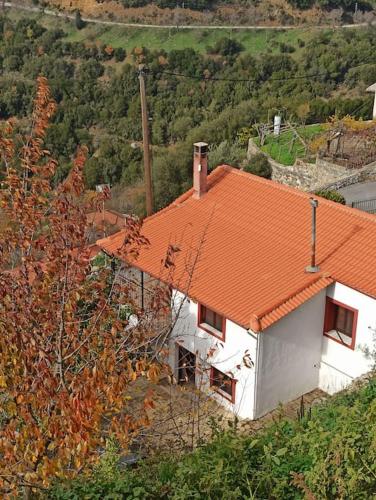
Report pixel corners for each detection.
[0,77,165,496]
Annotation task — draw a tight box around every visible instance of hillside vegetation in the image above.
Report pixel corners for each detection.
[0,13,375,213]
[36,0,376,27]
[50,377,376,499]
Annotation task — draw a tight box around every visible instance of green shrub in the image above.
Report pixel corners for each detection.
[297,38,306,48]
[243,153,272,179]
[315,189,346,204]
[287,0,314,8]
[279,42,296,53]
[114,47,126,62]
[75,10,85,30]
[208,37,245,56]
[48,376,376,499]
[208,140,246,170]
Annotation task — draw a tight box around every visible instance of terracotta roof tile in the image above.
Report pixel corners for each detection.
[87,209,126,229]
[97,166,376,331]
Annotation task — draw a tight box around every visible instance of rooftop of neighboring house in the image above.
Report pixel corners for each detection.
[86,208,126,243]
[97,159,376,333]
[87,208,126,228]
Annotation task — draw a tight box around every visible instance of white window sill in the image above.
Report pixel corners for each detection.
[199,322,223,339]
[325,329,353,347]
[211,385,234,403]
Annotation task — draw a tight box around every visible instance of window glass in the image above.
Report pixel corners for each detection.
[211,367,233,398]
[214,312,223,331]
[204,307,215,328]
[202,306,223,332]
[336,307,353,337]
[324,299,356,348]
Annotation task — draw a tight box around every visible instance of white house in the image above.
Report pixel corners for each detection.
[97,143,376,420]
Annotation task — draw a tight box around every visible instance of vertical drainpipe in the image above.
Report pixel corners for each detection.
[252,332,262,420]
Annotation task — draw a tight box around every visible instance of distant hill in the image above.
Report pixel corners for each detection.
[1,10,375,213]
[39,0,376,27]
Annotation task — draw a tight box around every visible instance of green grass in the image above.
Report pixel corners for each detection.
[256,124,324,165]
[80,26,315,54]
[5,8,318,54]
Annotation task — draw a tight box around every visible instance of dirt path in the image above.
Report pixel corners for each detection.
[4,2,376,30]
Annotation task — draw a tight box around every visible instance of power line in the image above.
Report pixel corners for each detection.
[150,62,372,84]
[153,69,331,83]
[349,100,368,116]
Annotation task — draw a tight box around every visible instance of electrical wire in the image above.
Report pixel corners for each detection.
[148,62,372,84]
[152,69,330,82]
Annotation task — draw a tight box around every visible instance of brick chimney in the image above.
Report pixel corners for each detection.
[193,142,208,199]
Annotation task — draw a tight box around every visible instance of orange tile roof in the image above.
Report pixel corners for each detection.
[87,209,126,229]
[97,166,376,331]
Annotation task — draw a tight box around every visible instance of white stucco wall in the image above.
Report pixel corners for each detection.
[161,279,376,420]
[170,291,257,419]
[319,282,376,394]
[254,291,326,419]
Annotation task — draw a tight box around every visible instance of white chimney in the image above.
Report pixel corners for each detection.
[193,142,208,199]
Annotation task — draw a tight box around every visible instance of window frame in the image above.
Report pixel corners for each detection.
[323,297,358,350]
[210,366,236,403]
[176,342,197,385]
[198,304,226,341]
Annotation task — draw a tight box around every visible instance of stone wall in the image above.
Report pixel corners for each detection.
[271,162,318,191]
[247,138,376,193]
[312,160,376,192]
[315,158,354,176]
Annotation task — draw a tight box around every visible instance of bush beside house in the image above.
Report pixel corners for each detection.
[49,377,376,499]
[315,189,346,204]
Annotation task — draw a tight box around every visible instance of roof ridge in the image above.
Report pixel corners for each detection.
[220,165,376,225]
[143,165,230,223]
[105,208,125,218]
[145,164,376,226]
[250,273,333,332]
[258,272,332,318]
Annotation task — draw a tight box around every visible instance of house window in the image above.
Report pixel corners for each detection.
[323,298,358,349]
[210,367,236,403]
[198,304,225,340]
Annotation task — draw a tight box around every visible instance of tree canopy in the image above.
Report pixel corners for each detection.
[0,16,374,211]
[0,77,166,495]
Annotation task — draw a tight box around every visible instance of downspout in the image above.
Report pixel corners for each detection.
[252,332,263,420]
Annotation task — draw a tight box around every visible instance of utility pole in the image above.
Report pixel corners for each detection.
[138,64,153,216]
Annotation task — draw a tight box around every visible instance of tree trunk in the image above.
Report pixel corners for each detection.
[23,486,32,500]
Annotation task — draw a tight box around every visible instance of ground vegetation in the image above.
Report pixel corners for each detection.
[49,377,376,499]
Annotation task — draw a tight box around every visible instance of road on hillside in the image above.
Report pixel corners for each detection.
[4,2,376,30]
[339,181,376,205]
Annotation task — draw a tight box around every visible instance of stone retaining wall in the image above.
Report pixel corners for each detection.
[312,161,376,192]
[247,138,376,193]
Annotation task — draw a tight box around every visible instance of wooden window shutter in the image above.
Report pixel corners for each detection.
[324,298,336,333]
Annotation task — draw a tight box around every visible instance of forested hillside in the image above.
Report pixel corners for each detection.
[39,0,376,27]
[0,14,375,212]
